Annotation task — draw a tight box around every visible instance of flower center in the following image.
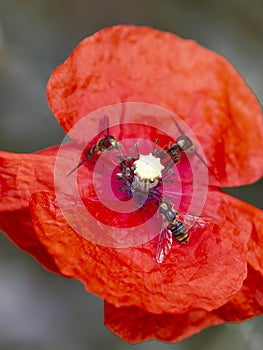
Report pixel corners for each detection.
[115,151,165,208]
[134,153,164,181]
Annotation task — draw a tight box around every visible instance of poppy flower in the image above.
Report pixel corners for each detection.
[1,25,263,343]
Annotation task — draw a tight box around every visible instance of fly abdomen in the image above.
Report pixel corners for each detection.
[170,220,189,244]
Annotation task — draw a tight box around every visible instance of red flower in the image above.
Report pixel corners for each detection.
[1,25,263,343]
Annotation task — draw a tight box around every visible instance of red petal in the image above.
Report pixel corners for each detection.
[247,212,263,275]
[203,192,263,321]
[104,266,263,343]
[104,301,223,343]
[0,143,84,212]
[216,265,263,321]
[0,142,106,265]
[30,191,247,314]
[0,147,62,271]
[200,190,263,320]
[0,147,57,211]
[47,25,263,186]
[0,208,59,272]
[204,189,263,274]
[0,145,79,271]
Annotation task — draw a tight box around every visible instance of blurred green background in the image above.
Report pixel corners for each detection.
[0,0,262,349]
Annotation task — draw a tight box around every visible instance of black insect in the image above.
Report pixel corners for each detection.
[156,115,214,175]
[156,200,211,263]
[67,115,121,176]
[159,201,189,243]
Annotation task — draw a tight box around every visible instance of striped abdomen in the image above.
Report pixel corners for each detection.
[169,220,189,244]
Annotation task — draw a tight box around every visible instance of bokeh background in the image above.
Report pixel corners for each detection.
[0,0,263,349]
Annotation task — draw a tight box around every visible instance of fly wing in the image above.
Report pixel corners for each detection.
[66,154,93,177]
[170,113,184,135]
[156,224,173,264]
[176,212,216,230]
[98,114,110,136]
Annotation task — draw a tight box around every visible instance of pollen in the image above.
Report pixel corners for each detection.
[134,153,164,181]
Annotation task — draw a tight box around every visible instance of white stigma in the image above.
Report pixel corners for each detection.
[134,153,164,181]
